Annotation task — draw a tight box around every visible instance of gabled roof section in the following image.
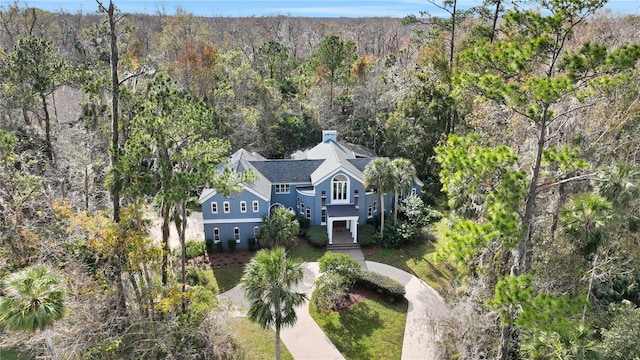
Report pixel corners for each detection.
[224,148,266,173]
[249,160,325,183]
[305,140,366,184]
[198,188,217,203]
[342,142,377,158]
[200,149,271,204]
[347,158,373,173]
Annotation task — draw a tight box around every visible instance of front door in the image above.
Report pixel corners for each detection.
[333,220,347,228]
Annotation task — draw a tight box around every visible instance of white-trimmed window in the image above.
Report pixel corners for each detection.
[368,206,373,218]
[223,201,230,213]
[373,201,378,213]
[411,188,417,196]
[213,228,221,243]
[240,201,247,213]
[253,200,259,212]
[306,208,311,219]
[234,227,240,243]
[321,196,327,207]
[275,184,290,194]
[254,226,260,239]
[354,195,359,208]
[211,202,218,214]
[300,202,304,214]
[321,209,327,224]
[332,174,348,202]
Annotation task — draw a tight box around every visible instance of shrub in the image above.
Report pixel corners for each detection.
[319,252,361,284]
[226,239,236,253]
[381,221,415,249]
[186,267,210,287]
[305,226,328,247]
[205,238,216,253]
[601,301,640,360]
[366,212,382,230]
[312,273,351,313]
[399,195,426,227]
[185,286,217,323]
[296,215,311,230]
[185,240,206,259]
[355,270,406,302]
[425,206,443,223]
[357,224,377,247]
[248,238,257,251]
[215,241,224,253]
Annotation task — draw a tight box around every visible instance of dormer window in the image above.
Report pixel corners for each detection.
[275,184,290,194]
[332,174,349,203]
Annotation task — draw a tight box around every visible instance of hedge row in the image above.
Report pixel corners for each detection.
[305,226,328,247]
[355,269,406,302]
[357,224,377,247]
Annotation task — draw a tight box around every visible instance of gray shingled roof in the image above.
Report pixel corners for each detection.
[205,149,272,201]
[249,160,325,183]
[348,158,373,172]
[326,204,359,217]
[306,140,364,183]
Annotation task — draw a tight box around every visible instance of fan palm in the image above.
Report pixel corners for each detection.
[559,193,615,323]
[0,265,67,360]
[599,162,640,230]
[240,248,307,360]
[391,158,417,224]
[364,157,396,241]
[560,193,615,257]
[259,208,300,249]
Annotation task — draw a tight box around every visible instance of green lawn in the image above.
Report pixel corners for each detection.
[213,238,325,293]
[289,237,326,262]
[363,220,459,293]
[310,297,408,360]
[0,348,34,360]
[211,265,244,293]
[226,317,294,360]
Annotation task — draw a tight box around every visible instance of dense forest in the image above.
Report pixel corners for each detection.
[0,0,639,358]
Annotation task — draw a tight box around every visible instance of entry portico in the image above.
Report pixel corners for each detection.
[326,205,359,244]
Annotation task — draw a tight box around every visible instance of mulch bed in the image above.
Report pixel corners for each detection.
[207,249,255,268]
[337,285,393,311]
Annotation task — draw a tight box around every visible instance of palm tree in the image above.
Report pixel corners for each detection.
[259,208,300,249]
[240,248,307,360]
[598,162,640,223]
[391,158,417,224]
[560,193,615,258]
[364,157,396,241]
[0,265,67,360]
[559,193,615,323]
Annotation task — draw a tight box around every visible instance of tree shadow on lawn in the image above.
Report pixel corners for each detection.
[323,302,383,360]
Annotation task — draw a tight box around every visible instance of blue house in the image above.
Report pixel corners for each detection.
[198,130,422,248]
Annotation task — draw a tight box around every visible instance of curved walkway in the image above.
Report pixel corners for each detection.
[218,261,448,360]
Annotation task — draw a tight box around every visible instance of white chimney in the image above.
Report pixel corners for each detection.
[322,130,337,143]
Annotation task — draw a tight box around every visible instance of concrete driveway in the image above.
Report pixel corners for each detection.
[218,261,449,360]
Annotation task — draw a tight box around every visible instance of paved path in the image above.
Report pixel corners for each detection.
[218,262,345,360]
[365,262,448,360]
[218,261,448,360]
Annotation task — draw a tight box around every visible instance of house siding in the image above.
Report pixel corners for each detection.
[200,132,425,249]
[201,190,268,249]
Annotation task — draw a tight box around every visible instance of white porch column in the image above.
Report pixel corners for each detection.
[328,219,333,245]
[352,219,358,243]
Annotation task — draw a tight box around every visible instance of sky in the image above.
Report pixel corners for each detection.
[8,0,640,18]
